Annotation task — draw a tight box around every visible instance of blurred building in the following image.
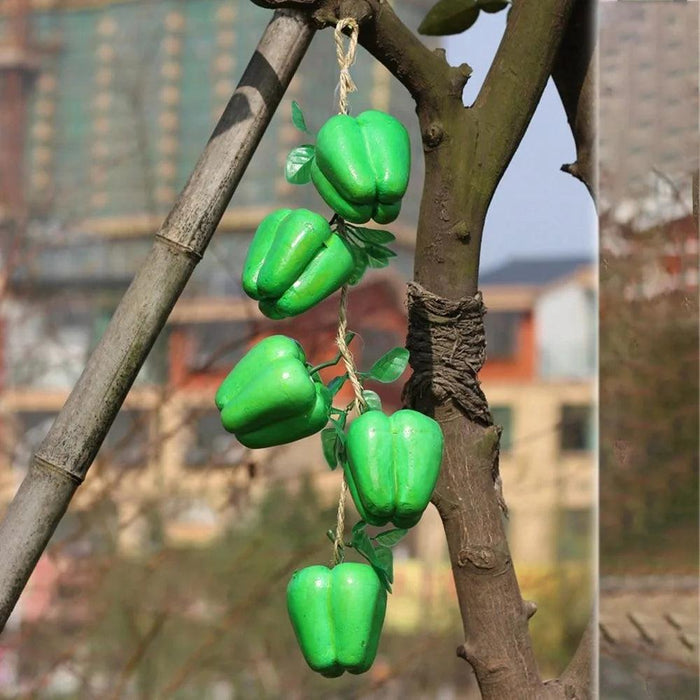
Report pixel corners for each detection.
[0,0,429,524]
[0,2,431,686]
[478,257,596,566]
[599,1,698,206]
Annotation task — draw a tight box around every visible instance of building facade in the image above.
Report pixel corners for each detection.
[478,257,596,565]
[599,1,698,206]
[0,0,430,524]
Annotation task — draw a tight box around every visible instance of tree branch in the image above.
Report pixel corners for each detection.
[252,0,466,105]
[0,9,314,631]
[561,613,595,696]
[544,613,595,698]
[347,1,465,105]
[472,0,577,242]
[552,0,596,199]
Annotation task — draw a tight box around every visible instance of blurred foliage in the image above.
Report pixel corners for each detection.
[599,221,699,573]
[10,480,590,698]
[519,564,591,675]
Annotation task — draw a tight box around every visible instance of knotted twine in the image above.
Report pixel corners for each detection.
[402,282,507,513]
[331,17,361,566]
[334,17,359,116]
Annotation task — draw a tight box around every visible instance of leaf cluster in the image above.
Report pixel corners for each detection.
[339,222,397,285]
[318,346,410,471]
[284,102,315,184]
[419,0,510,36]
[328,520,408,593]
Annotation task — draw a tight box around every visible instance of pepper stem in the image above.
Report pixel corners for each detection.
[308,357,342,375]
[308,332,355,376]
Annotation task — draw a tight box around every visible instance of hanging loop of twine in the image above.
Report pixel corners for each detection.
[331,284,365,564]
[334,17,359,116]
[331,17,361,565]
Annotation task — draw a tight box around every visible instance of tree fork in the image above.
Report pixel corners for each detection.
[0,9,314,631]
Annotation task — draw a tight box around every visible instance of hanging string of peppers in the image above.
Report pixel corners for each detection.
[215,18,444,678]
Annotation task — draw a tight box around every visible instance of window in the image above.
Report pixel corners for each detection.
[556,508,592,562]
[12,411,57,469]
[485,312,520,360]
[560,404,594,452]
[185,409,247,468]
[491,405,513,451]
[102,410,150,468]
[186,321,252,373]
[357,327,402,367]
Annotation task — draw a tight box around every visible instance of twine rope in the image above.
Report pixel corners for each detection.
[331,18,361,564]
[336,285,366,411]
[334,18,359,116]
[331,479,348,565]
[332,287,365,565]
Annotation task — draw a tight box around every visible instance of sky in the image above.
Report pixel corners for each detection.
[444,12,597,273]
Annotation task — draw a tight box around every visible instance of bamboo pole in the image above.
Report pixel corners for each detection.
[0,9,314,631]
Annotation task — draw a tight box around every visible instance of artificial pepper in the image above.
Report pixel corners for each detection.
[215,335,331,449]
[344,409,444,528]
[242,208,356,319]
[287,563,387,677]
[310,110,410,225]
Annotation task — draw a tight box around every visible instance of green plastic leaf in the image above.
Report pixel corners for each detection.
[352,530,378,567]
[321,428,339,470]
[369,347,409,383]
[347,248,369,285]
[352,520,367,537]
[345,331,356,346]
[285,145,314,184]
[374,528,409,548]
[374,546,394,583]
[330,412,347,431]
[366,254,390,270]
[327,374,347,397]
[376,571,392,593]
[372,547,393,592]
[361,389,382,412]
[335,439,346,466]
[353,227,396,245]
[364,244,397,260]
[419,0,479,36]
[291,101,310,133]
[479,0,509,13]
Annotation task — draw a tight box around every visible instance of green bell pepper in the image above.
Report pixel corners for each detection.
[311,110,410,225]
[344,409,444,528]
[287,563,387,677]
[242,208,356,319]
[215,335,331,448]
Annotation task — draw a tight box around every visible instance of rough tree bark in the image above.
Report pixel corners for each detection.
[256,0,595,697]
[552,0,596,198]
[0,9,315,631]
